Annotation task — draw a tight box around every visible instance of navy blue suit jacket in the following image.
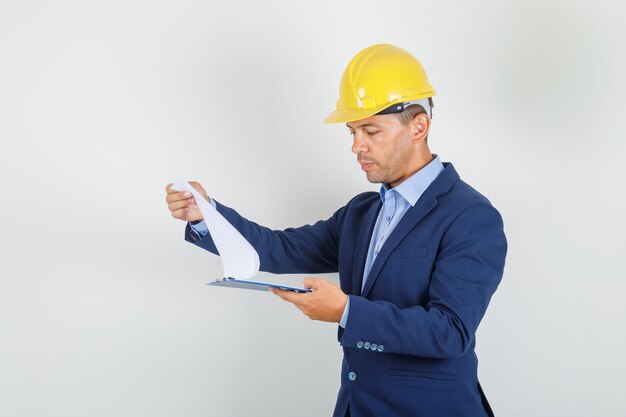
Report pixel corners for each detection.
[186,163,507,417]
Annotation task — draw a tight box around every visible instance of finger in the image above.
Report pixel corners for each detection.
[271,288,304,304]
[186,203,201,213]
[166,190,192,204]
[166,183,187,194]
[168,199,193,212]
[171,207,187,220]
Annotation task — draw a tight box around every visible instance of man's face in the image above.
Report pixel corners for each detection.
[346,114,416,188]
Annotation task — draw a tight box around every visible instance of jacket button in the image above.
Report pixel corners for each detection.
[370,343,378,351]
[348,371,357,382]
[364,342,371,349]
[356,341,364,349]
[377,345,385,352]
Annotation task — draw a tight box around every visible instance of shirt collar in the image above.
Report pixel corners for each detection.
[379,154,444,207]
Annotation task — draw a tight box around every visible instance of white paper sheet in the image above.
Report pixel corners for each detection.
[171,180,260,279]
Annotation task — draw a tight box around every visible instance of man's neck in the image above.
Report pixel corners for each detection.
[389,148,434,188]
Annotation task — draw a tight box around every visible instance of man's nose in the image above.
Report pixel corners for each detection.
[351,133,368,154]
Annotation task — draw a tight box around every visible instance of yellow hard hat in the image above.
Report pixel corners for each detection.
[324,44,436,124]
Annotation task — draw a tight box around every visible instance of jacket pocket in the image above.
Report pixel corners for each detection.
[385,368,455,381]
[390,246,428,259]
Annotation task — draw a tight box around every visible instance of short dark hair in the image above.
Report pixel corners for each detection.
[392,97,434,125]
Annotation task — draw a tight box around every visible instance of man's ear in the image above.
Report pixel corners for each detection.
[411,113,430,143]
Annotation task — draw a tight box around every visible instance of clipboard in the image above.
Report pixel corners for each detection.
[171,181,309,293]
[208,278,312,293]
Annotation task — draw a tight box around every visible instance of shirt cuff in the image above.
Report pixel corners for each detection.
[339,297,350,328]
[188,198,217,237]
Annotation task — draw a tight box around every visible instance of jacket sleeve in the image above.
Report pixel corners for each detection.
[185,199,345,274]
[339,203,507,359]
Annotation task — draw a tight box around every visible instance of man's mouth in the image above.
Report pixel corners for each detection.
[358,154,376,171]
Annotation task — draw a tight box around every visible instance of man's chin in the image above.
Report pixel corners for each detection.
[365,172,384,184]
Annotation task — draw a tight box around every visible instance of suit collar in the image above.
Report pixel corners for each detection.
[380,154,444,207]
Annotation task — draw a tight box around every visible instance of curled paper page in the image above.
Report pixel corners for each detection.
[171,180,260,280]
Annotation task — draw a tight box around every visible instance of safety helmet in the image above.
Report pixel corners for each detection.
[324,44,436,124]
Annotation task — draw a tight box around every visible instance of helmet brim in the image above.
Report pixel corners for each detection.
[323,107,385,124]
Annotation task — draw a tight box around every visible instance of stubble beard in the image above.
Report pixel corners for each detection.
[364,136,412,185]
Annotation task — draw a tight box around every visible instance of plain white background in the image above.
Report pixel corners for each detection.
[1,1,624,416]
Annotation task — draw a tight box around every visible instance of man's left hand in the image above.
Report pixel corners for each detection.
[270,277,348,323]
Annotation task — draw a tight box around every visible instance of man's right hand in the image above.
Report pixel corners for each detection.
[165,181,210,222]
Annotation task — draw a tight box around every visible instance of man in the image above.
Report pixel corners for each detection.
[166,44,507,417]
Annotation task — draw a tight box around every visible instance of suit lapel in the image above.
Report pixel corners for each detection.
[360,194,438,298]
[351,199,381,296]
[360,162,460,299]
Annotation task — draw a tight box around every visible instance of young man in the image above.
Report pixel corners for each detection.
[166,44,507,417]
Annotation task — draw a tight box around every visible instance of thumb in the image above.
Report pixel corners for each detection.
[304,277,323,290]
[189,181,210,202]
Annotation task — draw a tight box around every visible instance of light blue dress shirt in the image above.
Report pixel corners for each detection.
[339,155,444,328]
[188,155,444,329]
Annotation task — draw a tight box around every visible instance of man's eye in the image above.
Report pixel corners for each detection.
[348,131,355,136]
[366,131,379,135]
